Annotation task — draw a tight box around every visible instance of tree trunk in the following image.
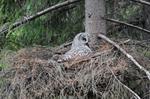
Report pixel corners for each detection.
[85,0,106,49]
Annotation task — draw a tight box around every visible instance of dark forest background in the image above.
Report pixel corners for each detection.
[0,0,149,50]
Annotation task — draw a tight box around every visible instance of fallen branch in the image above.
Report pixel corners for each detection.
[104,17,150,34]
[0,0,81,35]
[98,34,150,80]
[107,65,141,99]
[130,0,150,6]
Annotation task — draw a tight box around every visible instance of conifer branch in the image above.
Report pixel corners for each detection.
[0,0,81,35]
[130,0,150,6]
[103,17,150,34]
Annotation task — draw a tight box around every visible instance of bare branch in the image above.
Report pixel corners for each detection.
[98,34,150,80]
[0,0,81,35]
[107,65,141,99]
[103,17,150,34]
[130,0,150,6]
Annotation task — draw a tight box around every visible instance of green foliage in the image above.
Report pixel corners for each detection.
[0,49,13,70]
[0,0,84,50]
[106,0,145,39]
[0,0,147,50]
[0,0,23,24]
[120,5,141,21]
[144,51,150,58]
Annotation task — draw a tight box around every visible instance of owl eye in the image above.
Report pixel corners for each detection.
[81,35,88,44]
[78,33,88,44]
[82,37,87,42]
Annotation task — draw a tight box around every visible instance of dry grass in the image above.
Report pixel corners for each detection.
[0,40,150,99]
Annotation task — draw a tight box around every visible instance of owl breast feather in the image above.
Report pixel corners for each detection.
[61,46,92,62]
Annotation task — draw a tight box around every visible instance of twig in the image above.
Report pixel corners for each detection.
[61,39,130,66]
[107,65,141,99]
[103,17,150,34]
[0,0,81,35]
[58,41,72,48]
[98,34,150,80]
[130,0,150,6]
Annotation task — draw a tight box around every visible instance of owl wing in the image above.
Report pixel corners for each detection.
[61,46,92,62]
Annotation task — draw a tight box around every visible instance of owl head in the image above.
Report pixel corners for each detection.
[72,32,89,48]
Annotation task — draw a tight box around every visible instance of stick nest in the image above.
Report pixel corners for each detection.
[0,40,149,99]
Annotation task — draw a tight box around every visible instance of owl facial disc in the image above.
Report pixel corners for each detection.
[78,33,89,44]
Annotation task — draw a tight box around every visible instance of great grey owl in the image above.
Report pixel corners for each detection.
[58,32,92,62]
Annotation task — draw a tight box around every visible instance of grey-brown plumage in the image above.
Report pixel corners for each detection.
[58,32,92,62]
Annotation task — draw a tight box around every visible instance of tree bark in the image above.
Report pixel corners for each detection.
[85,0,106,49]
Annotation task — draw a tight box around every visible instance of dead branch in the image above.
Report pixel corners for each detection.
[130,0,150,6]
[107,65,141,99]
[98,34,150,80]
[58,41,72,49]
[103,17,150,34]
[0,0,81,35]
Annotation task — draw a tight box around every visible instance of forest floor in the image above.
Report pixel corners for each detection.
[0,39,150,99]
